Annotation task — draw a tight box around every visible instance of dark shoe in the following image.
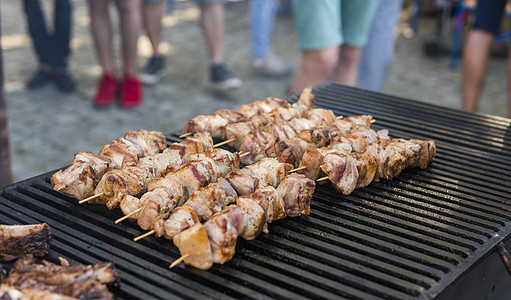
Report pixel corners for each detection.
[27,68,52,89]
[54,69,76,92]
[93,73,117,107]
[140,55,165,85]
[209,63,242,91]
[120,75,143,108]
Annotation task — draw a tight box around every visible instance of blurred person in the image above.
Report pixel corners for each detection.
[250,0,292,77]
[88,0,142,108]
[461,0,510,117]
[140,0,166,85]
[290,0,379,94]
[0,29,12,187]
[358,0,403,92]
[195,0,242,90]
[22,0,76,92]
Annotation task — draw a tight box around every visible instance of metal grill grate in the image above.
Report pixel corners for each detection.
[1,82,511,299]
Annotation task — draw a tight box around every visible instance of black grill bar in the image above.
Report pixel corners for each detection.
[1,82,511,299]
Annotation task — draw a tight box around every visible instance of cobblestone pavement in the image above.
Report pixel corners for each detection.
[2,0,508,182]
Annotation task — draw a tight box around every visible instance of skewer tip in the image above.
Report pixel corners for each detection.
[179,132,192,138]
[213,138,236,148]
[115,207,142,224]
[169,253,190,269]
[133,230,155,242]
[316,176,329,182]
[78,193,104,204]
[289,166,306,173]
[239,152,249,158]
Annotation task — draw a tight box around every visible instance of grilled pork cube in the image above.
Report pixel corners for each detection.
[237,196,266,240]
[213,109,245,123]
[185,178,238,222]
[191,132,214,152]
[51,162,97,200]
[350,126,379,145]
[249,114,274,129]
[249,186,286,233]
[120,195,144,220]
[137,187,185,230]
[239,130,275,165]
[99,138,140,169]
[287,118,317,133]
[344,115,373,127]
[296,86,315,109]
[226,169,260,195]
[303,108,336,127]
[155,206,199,239]
[272,137,311,167]
[94,166,155,210]
[173,223,213,270]
[241,97,289,118]
[124,129,167,156]
[73,152,111,178]
[295,127,330,147]
[165,161,215,197]
[189,149,240,178]
[298,147,324,180]
[248,158,293,188]
[276,174,315,217]
[352,152,378,188]
[262,118,297,142]
[225,122,254,149]
[321,152,359,195]
[204,206,245,264]
[138,148,183,178]
[380,142,408,180]
[0,224,51,262]
[181,115,228,139]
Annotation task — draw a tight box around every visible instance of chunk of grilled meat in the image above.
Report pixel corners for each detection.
[2,255,119,300]
[0,285,77,300]
[173,173,315,270]
[124,129,167,156]
[0,224,52,262]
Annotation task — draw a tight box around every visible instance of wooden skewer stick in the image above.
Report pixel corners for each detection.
[78,193,104,204]
[213,138,236,148]
[371,119,376,124]
[169,254,190,269]
[179,132,192,138]
[289,166,306,173]
[316,176,329,182]
[336,115,343,119]
[55,187,64,192]
[115,208,142,224]
[239,152,249,158]
[134,230,155,242]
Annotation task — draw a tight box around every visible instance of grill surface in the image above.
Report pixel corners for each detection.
[1,82,511,299]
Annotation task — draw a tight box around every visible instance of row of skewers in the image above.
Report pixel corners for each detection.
[50,87,436,270]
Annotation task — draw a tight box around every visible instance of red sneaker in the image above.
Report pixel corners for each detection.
[93,73,117,107]
[120,75,143,108]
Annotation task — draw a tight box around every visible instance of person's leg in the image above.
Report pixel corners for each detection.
[142,0,164,57]
[23,0,53,88]
[88,0,117,106]
[250,0,278,60]
[332,0,379,87]
[461,30,494,112]
[461,0,506,113]
[357,0,403,91]
[250,0,291,76]
[140,0,166,85]
[290,46,339,94]
[198,2,224,65]
[508,52,511,118]
[53,0,75,92]
[116,0,141,77]
[291,0,341,93]
[332,45,361,86]
[88,0,115,75]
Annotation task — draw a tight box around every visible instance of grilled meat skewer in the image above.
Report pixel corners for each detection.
[173,173,315,270]
[150,158,293,240]
[51,129,167,200]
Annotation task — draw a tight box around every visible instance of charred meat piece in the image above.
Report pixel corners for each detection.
[124,129,167,157]
[0,224,52,262]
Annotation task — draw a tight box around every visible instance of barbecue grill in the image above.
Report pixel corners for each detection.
[1,82,511,299]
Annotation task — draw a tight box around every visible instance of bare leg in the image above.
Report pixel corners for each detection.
[461,29,494,113]
[142,0,164,56]
[198,2,224,65]
[290,46,339,94]
[115,0,141,77]
[88,0,115,74]
[331,44,362,87]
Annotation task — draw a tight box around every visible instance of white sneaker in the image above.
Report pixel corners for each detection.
[252,54,293,77]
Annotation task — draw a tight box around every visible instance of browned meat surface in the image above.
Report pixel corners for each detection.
[99,138,141,169]
[249,186,285,233]
[137,188,185,230]
[93,166,156,210]
[0,224,51,262]
[124,129,167,156]
[2,256,119,300]
[213,109,245,123]
[50,162,97,201]
[119,195,144,220]
[321,152,359,195]
[239,130,274,165]
[189,149,240,177]
[181,115,229,139]
[225,122,254,149]
[204,206,244,264]
[154,206,199,239]
[0,285,76,300]
[276,174,315,217]
[237,196,266,240]
[225,169,259,196]
[173,223,213,270]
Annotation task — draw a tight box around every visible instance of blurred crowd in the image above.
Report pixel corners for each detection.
[0,0,510,186]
